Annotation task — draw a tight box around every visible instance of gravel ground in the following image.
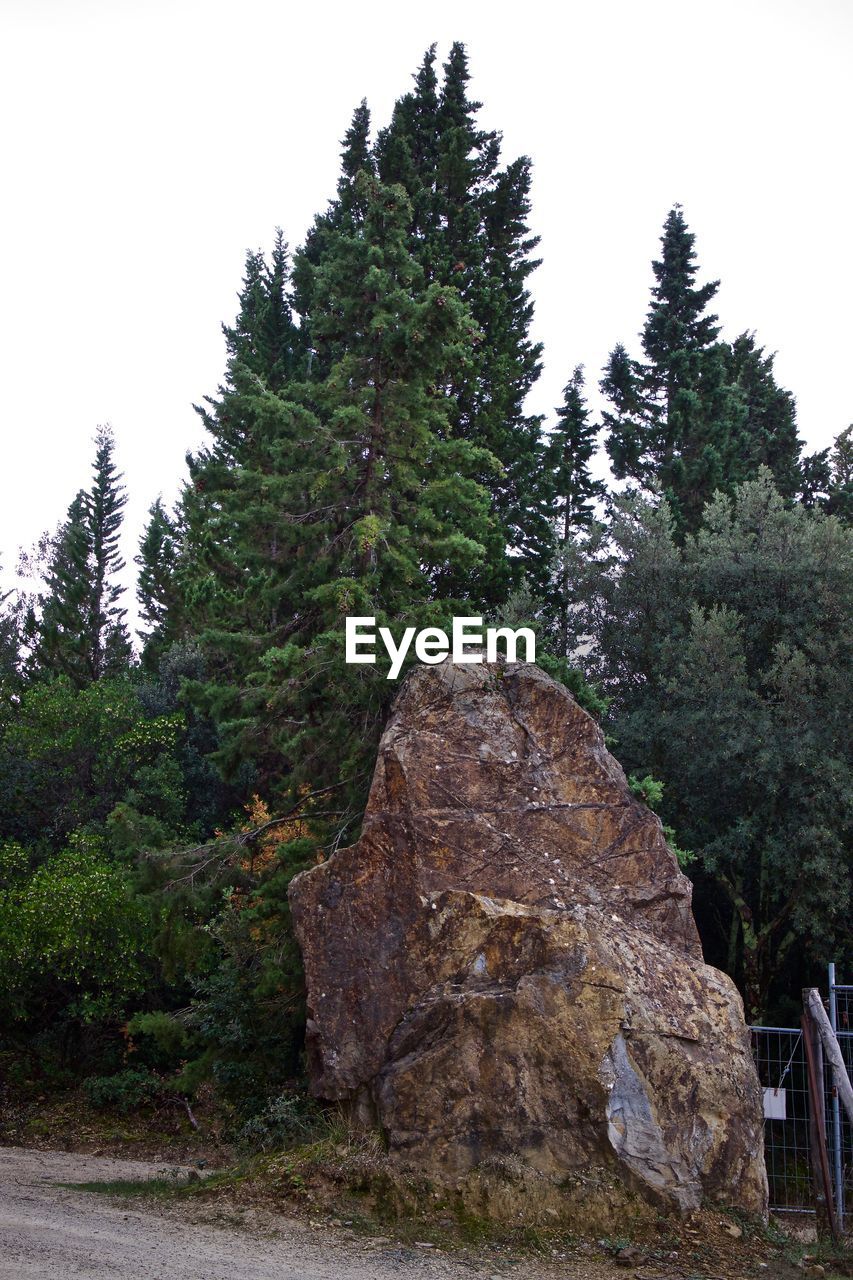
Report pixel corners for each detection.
[0,1144,820,1280]
[0,1145,550,1280]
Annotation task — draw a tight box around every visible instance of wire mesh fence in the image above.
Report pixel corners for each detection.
[750,968,852,1231]
[750,1024,814,1213]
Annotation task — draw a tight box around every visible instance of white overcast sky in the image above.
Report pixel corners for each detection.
[1,0,851,617]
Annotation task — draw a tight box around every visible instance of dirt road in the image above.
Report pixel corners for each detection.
[0,1144,812,1280]
[0,1145,560,1280]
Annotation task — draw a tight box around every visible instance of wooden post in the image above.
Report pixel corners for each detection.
[801,999,840,1241]
[805,987,853,1128]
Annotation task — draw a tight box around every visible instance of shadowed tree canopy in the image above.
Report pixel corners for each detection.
[570,472,852,1017]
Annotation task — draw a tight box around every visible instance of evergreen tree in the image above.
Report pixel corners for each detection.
[642,206,721,377]
[800,425,852,523]
[180,175,495,815]
[220,231,301,393]
[294,172,494,601]
[725,333,802,498]
[603,207,805,534]
[473,150,551,595]
[827,424,853,523]
[136,498,182,672]
[602,205,731,533]
[373,49,439,249]
[302,44,548,602]
[256,175,494,803]
[291,102,376,353]
[177,233,307,690]
[87,427,131,680]
[31,429,131,686]
[31,492,93,685]
[542,367,606,657]
[336,99,375,216]
[0,566,23,711]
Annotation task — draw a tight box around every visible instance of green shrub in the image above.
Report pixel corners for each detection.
[126,1011,189,1070]
[235,1091,327,1152]
[627,775,694,868]
[627,772,665,810]
[83,1068,163,1112]
[0,835,151,1024]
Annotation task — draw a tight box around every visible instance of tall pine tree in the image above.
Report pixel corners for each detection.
[220,230,302,393]
[31,429,131,686]
[176,233,307,691]
[543,367,606,657]
[136,497,182,672]
[0,565,23,711]
[29,492,92,684]
[725,333,802,498]
[602,205,733,533]
[603,207,805,534]
[178,176,495,816]
[301,44,549,602]
[86,427,131,681]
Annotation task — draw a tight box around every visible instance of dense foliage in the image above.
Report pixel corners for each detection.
[0,44,849,1132]
[563,474,851,1017]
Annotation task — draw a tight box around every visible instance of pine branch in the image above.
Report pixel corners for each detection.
[151,781,354,889]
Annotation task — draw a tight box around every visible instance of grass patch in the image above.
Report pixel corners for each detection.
[782,1237,853,1279]
[61,1169,223,1199]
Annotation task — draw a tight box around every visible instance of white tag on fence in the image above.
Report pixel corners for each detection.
[763,1087,787,1120]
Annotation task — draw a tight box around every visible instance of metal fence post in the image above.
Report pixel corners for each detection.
[828,962,845,1232]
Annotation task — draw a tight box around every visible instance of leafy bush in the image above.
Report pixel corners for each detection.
[0,676,184,852]
[627,774,694,867]
[235,1091,327,1152]
[0,839,28,888]
[126,1011,190,1070]
[83,1068,163,1112]
[0,835,151,1024]
[627,772,665,810]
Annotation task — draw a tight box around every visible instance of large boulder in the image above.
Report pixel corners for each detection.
[289,660,767,1220]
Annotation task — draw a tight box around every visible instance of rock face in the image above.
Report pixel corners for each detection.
[289,660,767,1220]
